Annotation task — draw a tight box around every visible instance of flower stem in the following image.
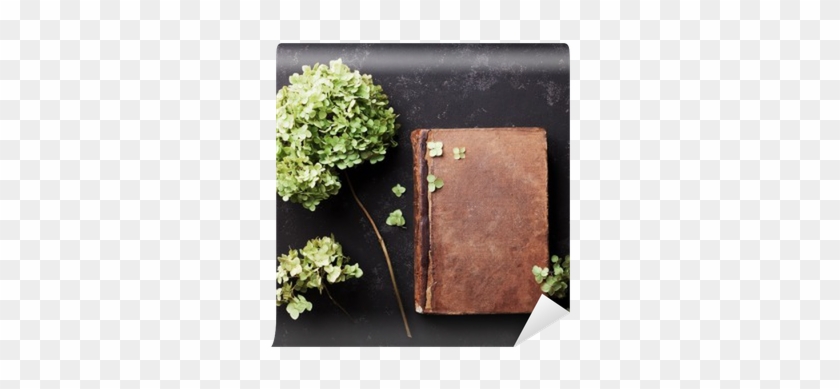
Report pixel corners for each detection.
[344,172,412,338]
[323,283,353,322]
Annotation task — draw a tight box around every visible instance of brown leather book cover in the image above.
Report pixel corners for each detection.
[412,128,548,314]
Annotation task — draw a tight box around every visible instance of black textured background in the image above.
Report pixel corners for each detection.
[275,44,569,347]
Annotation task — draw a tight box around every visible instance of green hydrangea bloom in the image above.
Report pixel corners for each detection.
[276,59,399,211]
[277,236,364,319]
[532,254,570,299]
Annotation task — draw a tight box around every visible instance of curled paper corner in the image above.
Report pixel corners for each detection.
[514,294,570,346]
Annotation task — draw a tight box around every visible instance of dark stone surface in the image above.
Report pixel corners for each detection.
[275,44,569,347]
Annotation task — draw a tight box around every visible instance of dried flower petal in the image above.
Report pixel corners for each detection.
[392,184,406,197]
[386,209,406,228]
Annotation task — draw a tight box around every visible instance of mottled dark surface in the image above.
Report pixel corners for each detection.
[275,44,569,347]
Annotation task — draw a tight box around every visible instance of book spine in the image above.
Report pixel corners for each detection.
[411,129,430,314]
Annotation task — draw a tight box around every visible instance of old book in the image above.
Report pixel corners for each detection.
[412,128,548,314]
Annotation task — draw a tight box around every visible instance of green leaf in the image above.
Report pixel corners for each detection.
[428,183,436,192]
[551,255,560,264]
[434,178,443,188]
[427,174,436,183]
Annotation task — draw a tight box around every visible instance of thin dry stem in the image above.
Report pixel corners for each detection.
[323,283,353,322]
[344,172,412,338]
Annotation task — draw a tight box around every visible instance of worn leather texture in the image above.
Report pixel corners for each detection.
[413,128,548,314]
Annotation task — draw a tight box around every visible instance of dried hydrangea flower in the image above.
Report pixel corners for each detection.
[453,147,466,160]
[386,209,406,228]
[427,141,443,157]
[392,184,406,197]
[276,236,363,319]
[427,174,444,192]
[276,59,399,211]
[532,254,570,299]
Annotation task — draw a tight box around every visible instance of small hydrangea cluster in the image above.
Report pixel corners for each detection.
[533,254,570,299]
[276,236,363,319]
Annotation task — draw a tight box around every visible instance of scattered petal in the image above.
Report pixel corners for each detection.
[386,209,406,227]
[427,141,444,158]
[392,184,406,197]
